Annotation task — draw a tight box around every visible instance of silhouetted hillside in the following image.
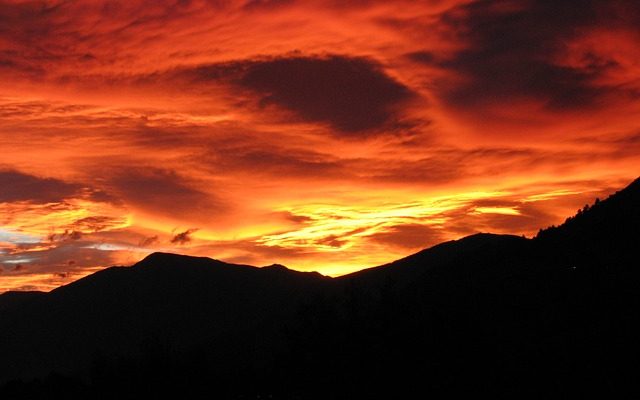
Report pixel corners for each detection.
[536,177,640,267]
[0,254,329,390]
[1,177,639,398]
[0,291,44,312]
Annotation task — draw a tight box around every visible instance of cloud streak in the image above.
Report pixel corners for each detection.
[0,169,88,204]
[171,228,199,245]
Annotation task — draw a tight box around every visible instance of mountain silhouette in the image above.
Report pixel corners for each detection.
[0,291,45,312]
[1,177,639,398]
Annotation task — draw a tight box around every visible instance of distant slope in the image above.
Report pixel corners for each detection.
[342,176,640,291]
[536,177,640,267]
[0,254,329,382]
[340,233,529,288]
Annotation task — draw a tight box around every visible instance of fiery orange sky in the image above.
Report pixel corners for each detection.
[1,0,639,291]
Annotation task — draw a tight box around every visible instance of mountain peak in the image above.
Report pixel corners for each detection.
[262,263,289,271]
[134,252,223,269]
[138,251,174,263]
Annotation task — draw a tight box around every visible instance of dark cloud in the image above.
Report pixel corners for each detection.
[0,2,55,79]
[86,189,120,204]
[0,1,224,80]
[0,169,114,205]
[0,2,109,82]
[48,230,83,242]
[433,0,640,110]
[139,235,159,247]
[70,216,121,232]
[120,125,356,179]
[314,235,348,248]
[210,146,350,178]
[243,0,295,10]
[279,211,313,225]
[105,167,226,220]
[9,285,40,291]
[202,138,618,186]
[239,55,414,133]
[188,55,414,134]
[368,223,445,250]
[365,146,617,184]
[310,226,373,249]
[171,228,198,245]
[406,51,437,65]
[575,131,640,159]
[0,169,83,204]
[12,264,25,272]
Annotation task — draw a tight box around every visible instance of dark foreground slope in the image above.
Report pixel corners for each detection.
[1,178,639,398]
[0,255,329,397]
[0,291,45,312]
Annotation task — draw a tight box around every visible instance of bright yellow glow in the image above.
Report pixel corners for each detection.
[523,190,584,202]
[473,207,521,216]
[0,200,131,239]
[258,191,509,250]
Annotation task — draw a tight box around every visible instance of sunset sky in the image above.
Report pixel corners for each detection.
[1,0,639,291]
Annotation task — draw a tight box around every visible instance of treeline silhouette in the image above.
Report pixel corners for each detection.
[1,177,639,398]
